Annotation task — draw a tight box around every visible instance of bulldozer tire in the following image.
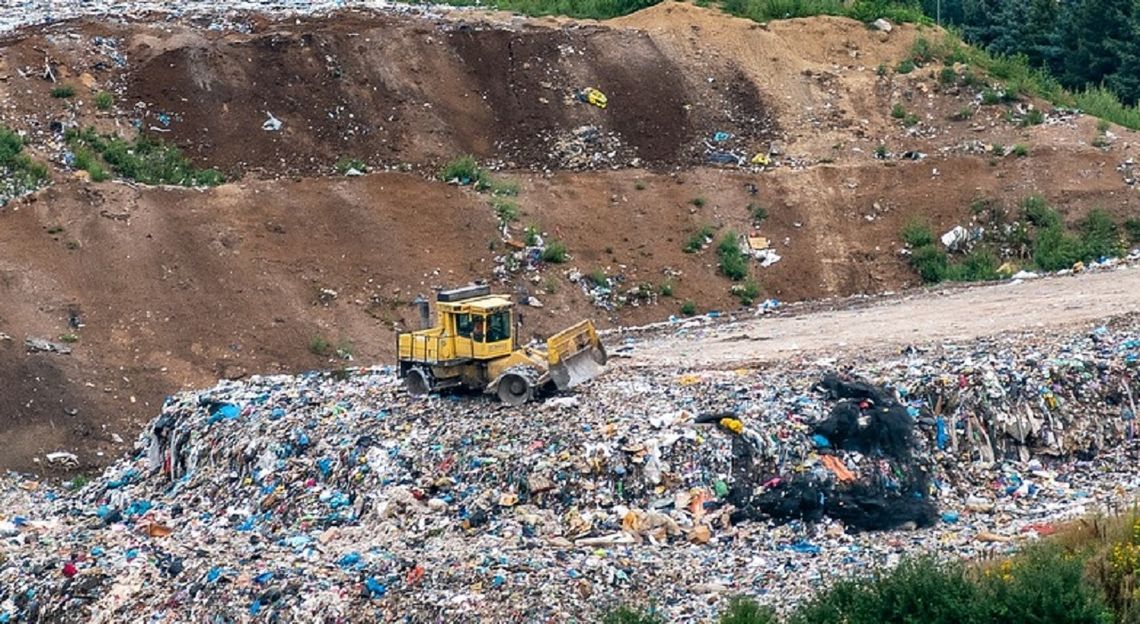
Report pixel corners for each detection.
[497,372,532,406]
[404,368,432,397]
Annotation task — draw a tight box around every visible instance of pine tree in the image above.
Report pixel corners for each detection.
[1108,0,1140,104]
[987,0,1030,58]
[1057,0,1131,89]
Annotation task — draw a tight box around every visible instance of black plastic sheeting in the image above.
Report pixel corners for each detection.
[728,373,938,531]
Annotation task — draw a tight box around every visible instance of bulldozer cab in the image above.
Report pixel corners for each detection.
[397,285,515,364]
[447,300,513,361]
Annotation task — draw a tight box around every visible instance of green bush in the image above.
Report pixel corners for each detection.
[0,125,51,194]
[1012,144,1029,157]
[790,557,987,624]
[51,85,75,98]
[684,225,716,253]
[1022,108,1045,126]
[1022,196,1061,228]
[94,91,114,111]
[1033,225,1085,271]
[690,196,707,208]
[601,605,665,624]
[680,300,697,316]
[896,59,916,74]
[901,221,934,248]
[717,232,749,281]
[980,544,1113,624]
[910,245,949,283]
[939,67,957,85]
[1125,219,1140,244]
[903,112,920,127]
[658,281,674,297]
[541,240,568,263]
[309,336,331,356]
[490,177,520,197]
[749,203,768,223]
[949,248,1001,281]
[524,224,540,246]
[589,269,608,286]
[493,198,519,224]
[335,157,366,174]
[66,128,223,186]
[981,88,1002,105]
[891,103,907,119]
[1079,209,1122,260]
[440,154,485,185]
[732,279,761,305]
[719,596,777,624]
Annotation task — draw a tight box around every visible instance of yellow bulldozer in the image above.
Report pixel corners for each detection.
[396,284,608,405]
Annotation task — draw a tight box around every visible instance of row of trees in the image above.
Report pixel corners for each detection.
[916,0,1140,105]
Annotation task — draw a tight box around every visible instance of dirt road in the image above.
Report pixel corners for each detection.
[625,265,1140,368]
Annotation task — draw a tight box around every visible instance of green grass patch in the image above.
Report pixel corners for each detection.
[524,224,540,246]
[891,103,906,119]
[658,281,674,297]
[679,300,697,316]
[0,125,51,203]
[749,202,768,223]
[717,231,749,281]
[1125,219,1140,244]
[51,85,76,99]
[335,157,366,175]
[541,240,568,263]
[94,91,114,111]
[493,198,519,225]
[690,196,707,208]
[1022,195,1060,228]
[901,220,934,248]
[683,225,716,253]
[731,279,760,305]
[1012,144,1029,157]
[309,336,331,356]
[588,269,608,286]
[65,127,223,186]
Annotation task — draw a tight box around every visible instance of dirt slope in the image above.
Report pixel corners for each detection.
[1,3,1139,472]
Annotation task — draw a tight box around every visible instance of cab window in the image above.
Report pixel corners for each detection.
[486,310,511,342]
[456,313,473,337]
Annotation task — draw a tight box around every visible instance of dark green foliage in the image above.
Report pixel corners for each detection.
[909,244,949,283]
[1022,108,1045,125]
[717,232,749,281]
[66,127,223,186]
[684,225,716,253]
[679,300,697,316]
[0,125,51,197]
[1033,225,1085,271]
[896,58,916,74]
[94,91,114,111]
[440,154,485,185]
[589,269,608,286]
[949,247,1001,281]
[50,85,75,98]
[542,240,568,263]
[1125,218,1140,244]
[1022,195,1061,228]
[690,196,707,207]
[732,279,761,305]
[335,157,366,174]
[749,203,769,222]
[939,66,958,84]
[1012,143,1029,157]
[1079,208,1123,259]
[891,103,907,118]
[981,88,1002,105]
[719,0,926,24]
[719,596,778,624]
[980,544,1113,624]
[901,221,935,247]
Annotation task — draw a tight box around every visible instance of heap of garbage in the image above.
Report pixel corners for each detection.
[1,317,1138,621]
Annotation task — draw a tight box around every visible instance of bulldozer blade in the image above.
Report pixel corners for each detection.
[550,346,606,390]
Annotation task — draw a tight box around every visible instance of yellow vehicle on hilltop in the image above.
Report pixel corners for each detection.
[396,285,607,405]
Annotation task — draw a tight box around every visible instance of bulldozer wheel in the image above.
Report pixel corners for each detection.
[497,373,532,406]
[404,368,432,397]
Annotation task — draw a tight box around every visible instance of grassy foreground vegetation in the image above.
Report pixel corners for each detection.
[609,512,1140,622]
[0,125,50,203]
[66,127,223,187]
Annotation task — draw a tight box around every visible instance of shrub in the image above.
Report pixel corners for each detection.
[59,333,79,343]
[0,125,51,192]
[939,67,957,85]
[601,605,665,624]
[589,269,608,286]
[896,59,915,74]
[909,35,936,65]
[876,63,888,76]
[789,557,986,624]
[732,279,760,305]
[749,203,768,222]
[493,198,519,224]
[874,144,888,159]
[949,248,1000,281]
[94,91,114,111]
[903,112,920,127]
[490,177,519,197]
[1125,218,1140,244]
[717,232,749,281]
[1022,108,1045,126]
[51,85,76,98]
[1079,208,1122,260]
[1012,144,1029,157]
[719,596,777,624]
[658,281,674,297]
[1033,225,1084,271]
[891,103,907,119]
[690,196,707,208]
[541,240,568,263]
[991,142,1005,156]
[439,154,487,187]
[981,88,1002,105]
[980,543,1113,624]
[910,245,949,283]
[680,300,697,316]
[634,180,646,190]
[1097,118,1112,133]
[524,225,540,246]
[1022,195,1060,228]
[335,157,366,174]
[901,221,934,248]
[66,128,223,187]
[309,336,331,356]
[683,225,716,253]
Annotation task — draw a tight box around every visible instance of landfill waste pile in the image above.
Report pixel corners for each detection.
[1,316,1139,622]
